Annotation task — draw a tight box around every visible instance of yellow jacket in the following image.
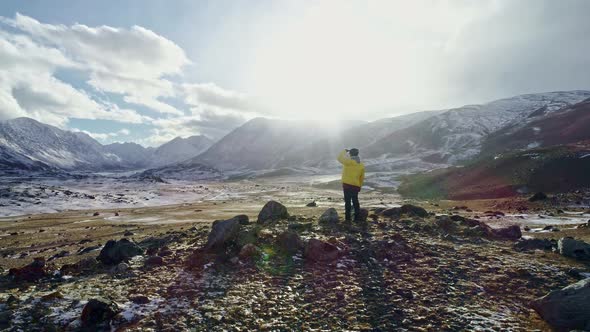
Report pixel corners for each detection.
[337,150,365,188]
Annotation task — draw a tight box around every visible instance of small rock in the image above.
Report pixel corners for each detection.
[130,295,150,304]
[97,239,143,265]
[123,230,134,236]
[145,256,164,267]
[529,192,548,202]
[306,201,317,207]
[8,257,47,282]
[204,217,242,252]
[319,208,339,224]
[275,231,304,255]
[257,200,289,223]
[93,212,100,216]
[305,239,343,262]
[239,244,261,259]
[513,238,555,251]
[81,299,120,328]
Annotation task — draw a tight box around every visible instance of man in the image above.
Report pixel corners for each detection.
[337,148,365,222]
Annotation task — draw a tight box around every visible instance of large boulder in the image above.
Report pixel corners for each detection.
[558,237,590,260]
[275,231,304,255]
[305,239,343,262]
[204,217,242,252]
[531,278,590,331]
[81,298,120,329]
[318,208,339,224]
[257,201,289,224]
[97,239,143,265]
[8,258,47,282]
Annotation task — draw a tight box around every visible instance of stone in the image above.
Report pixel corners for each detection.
[492,225,522,240]
[130,295,150,304]
[97,239,143,265]
[113,262,129,273]
[306,201,317,207]
[513,238,555,251]
[145,255,164,267]
[529,192,548,202]
[531,278,590,331]
[93,212,100,216]
[275,231,304,255]
[239,244,261,259]
[558,237,590,260]
[381,204,428,218]
[123,230,134,236]
[319,208,339,224]
[305,239,343,262]
[257,200,289,223]
[288,222,313,232]
[355,208,369,222]
[81,299,120,328]
[204,217,241,252]
[233,214,250,225]
[8,257,47,282]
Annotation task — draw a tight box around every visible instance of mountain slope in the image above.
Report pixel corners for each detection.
[481,97,590,156]
[0,118,121,171]
[193,118,333,171]
[104,142,154,168]
[364,91,590,164]
[151,135,213,167]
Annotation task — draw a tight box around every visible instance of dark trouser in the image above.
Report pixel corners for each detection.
[344,189,360,221]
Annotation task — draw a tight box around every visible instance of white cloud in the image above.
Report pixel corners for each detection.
[0,13,261,145]
[0,13,189,118]
[182,83,260,112]
[73,128,131,141]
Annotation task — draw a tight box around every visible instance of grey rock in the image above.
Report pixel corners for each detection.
[319,208,339,224]
[97,239,143,265]
[531,278,590,331]
[558,237,590,260]
[257,200,289,224]
[204,217,241,252]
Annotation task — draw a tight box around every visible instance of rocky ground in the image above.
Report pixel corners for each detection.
[1,180,590,331]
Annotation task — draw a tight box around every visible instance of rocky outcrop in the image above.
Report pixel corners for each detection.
[257,201,289,224]
[97,239,143,265]
[531,278,590,331]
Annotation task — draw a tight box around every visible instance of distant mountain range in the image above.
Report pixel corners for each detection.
[0,117,213,172]
[3,90,590,190]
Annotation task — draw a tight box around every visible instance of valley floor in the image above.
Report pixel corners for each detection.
[1,176,589,330]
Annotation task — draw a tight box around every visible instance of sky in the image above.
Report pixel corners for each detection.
[1,0,589,147]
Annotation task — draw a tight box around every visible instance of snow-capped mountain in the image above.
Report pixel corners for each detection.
[0,117,214,172]
[363,90,590,163]
[151,135,213,167]
[192,117,332,171]
[103,142,155,168]
[0,117,121,171]
[481,96,590,156]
